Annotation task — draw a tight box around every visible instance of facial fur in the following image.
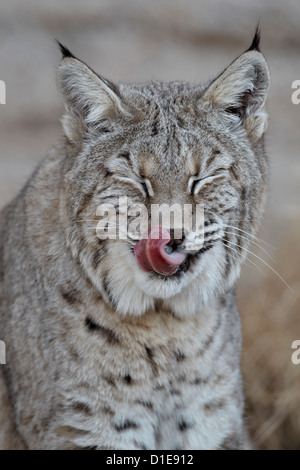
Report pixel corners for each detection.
[57,35,270,317]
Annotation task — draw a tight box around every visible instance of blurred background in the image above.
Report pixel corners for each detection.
[0,0,299,449]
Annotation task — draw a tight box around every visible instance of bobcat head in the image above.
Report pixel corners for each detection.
[56,30,270,317]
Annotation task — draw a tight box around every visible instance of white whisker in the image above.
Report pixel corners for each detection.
[224,238,294,292]
[223,230,275,263]
[225,244,266,275]
[222,223,274,249]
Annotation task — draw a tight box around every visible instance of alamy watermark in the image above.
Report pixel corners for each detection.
[0,80,6,104]
[95,197,205,250]
[291,340,300,365]
[0,340,6,364]
[291,80,300,105]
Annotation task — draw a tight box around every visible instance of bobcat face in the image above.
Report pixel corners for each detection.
[57,36,270,316]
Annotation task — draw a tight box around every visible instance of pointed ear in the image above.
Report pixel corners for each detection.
[202,49,270,141]
[56,43,129,144]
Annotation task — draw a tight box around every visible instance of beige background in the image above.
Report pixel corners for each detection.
[0,0,299,449]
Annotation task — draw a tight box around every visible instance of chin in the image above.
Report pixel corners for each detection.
[104,242,231,317]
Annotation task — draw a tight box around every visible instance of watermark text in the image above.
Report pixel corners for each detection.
[291,340,300,365]
[291,80,300,105]
[0,80,6,104]
[0,340,6,364]
[95,197,205,250]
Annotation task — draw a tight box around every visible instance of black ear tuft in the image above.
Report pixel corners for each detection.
[245,25,261,53]
[55,40,76,59]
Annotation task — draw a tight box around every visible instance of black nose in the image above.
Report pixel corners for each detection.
[167,228,185,248]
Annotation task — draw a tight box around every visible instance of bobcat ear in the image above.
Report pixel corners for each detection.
[202,34,270,141]
[56,42,128,143]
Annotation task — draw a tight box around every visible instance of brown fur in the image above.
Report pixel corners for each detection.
[0,32,269,449]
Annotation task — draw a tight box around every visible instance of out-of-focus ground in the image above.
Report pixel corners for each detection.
[0,0,299,449]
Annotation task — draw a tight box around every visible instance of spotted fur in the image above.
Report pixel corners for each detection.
[0,29,269,449]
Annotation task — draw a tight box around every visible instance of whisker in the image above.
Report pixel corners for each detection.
[223,230,275,263]
[224,239,294,292]
[225,244,266,275]
[222,224,274,249]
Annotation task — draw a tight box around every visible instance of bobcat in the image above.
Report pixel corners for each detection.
[0,30,270,450]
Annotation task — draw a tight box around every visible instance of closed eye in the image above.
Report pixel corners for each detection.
[141,179,154,197]
[189,171,228,196]
[111,175,154,198]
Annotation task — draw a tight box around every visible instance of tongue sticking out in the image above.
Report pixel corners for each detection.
[134,226,187,276]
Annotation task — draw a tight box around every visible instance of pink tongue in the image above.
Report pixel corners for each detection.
[134,226,187,276]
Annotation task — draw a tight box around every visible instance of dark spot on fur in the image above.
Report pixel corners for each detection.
[173,349,186,362]
[92,249,104,270]
[177,116,186,128]
[72,402,92,416]
[145,346,154,360]
[151,124,158,136]
[124,374,132,384]
[135,399,153,410]
[114,420,139,432]
[229,163,239,181]
[102,405,115,416]
[178,419,192,431]
[213,374,225,386]
[154,383,165,391]
[203,398,226,413]
[198,243,214,255]
[56,426,90,437]
[118,152,130,160]
[76,184,98,218]
[191,376,208,385]
[85,317,99,330]
[176,375,186,383]
[204,217,215,227]
[197,313,222,356]
[98,127,111,135]
[102,274,117,309]
[145,345,159,376]
[222,234,232,276]
[205,153,217,170]
[68,345,82,362]
[85,317,120,344]
[204,229,218,238]
[41,416,51,430]
[103,375,116,387]
[154,299,162,311]
[60,285,81,305]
